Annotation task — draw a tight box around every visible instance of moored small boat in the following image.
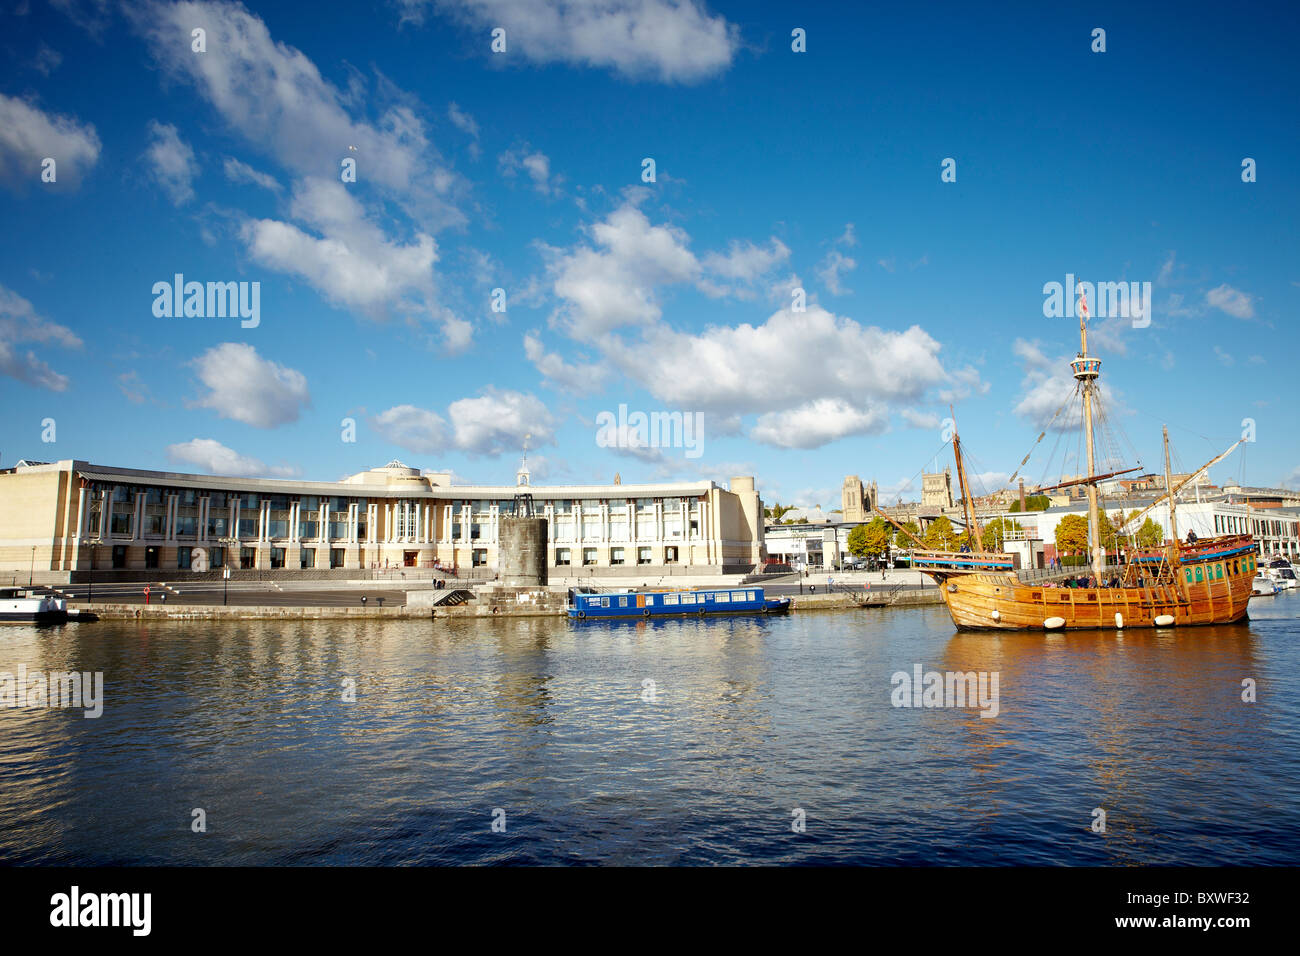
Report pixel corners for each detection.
[569,586,791,620]
[1251,573,1277,596]
[0,588,68,624]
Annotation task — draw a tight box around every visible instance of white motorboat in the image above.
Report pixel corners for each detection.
[1251,574,1277,596]
[0,588,68,624]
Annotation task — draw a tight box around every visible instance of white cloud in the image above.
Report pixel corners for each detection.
[190,342,311,428]
[499,145,559,195]
[117,370,151,404]
[32,44,62,76]
[607,305,962,418]
[1206,283,1255,319]
[900,408,941,429]
[702,238,790,282]
[970,470,1011,492]
[409,0,740,82]
[1157,250,1177,286]
[373,404,449,454]
[447,101,480,158]
[222,156,281,192]
[132,0,463,229]
[448,388,558,456]
[166,438,299,478]
[375,389,558,458]
[817,249,857,295]
[523,330,609,394]
[549,203,699,336]
[144,120,198,205]
[238,177,468,347]
[0,92,101,192]
[1008,338,1117,430]
[751,399,888,449]
[0,284,82,391]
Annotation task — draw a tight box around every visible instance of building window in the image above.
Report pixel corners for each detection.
[665,546,678,564]
[583,548,597,566]
[207,516,228,537]
[112,545,127,568]
[556,548,572,566]
[175,516,197,538]
[238,518,257,537]
[145,546,159,569]
[270,547,286,569]
[209,547,224,570]
[472,548,487,567]
[611,547,625,565]
[241,547,256,569]
[110,512,132,535]
[177,547,192,570]
[637,547,652,565]
[267,520,289,539]
[301,548,315,569]
[330,548,345,569]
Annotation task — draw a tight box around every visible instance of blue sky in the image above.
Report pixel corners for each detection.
[1,0,1297,508]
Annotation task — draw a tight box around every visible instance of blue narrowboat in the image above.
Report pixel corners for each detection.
[569,586,791,620]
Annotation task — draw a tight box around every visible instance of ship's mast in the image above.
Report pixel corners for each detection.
[950,407,983,552]
[1163,425,1178,553]
[1071,287,1105,582]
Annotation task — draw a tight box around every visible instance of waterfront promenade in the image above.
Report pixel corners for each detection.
[50,568,940,619]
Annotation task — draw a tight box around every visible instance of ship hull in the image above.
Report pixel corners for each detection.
[926,536,1257,631]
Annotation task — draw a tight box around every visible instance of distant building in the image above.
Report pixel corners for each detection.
[1218,484,1300,510]
[922,468,954,509]
[840,475,878,522]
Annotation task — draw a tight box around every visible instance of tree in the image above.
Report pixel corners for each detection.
[922,515,958,550]
[982,517,1019,551]
[1136,517,1165,549]
[1055,514,1090,557]
[1009,494,1050,512]
[848,518,891,559]
[894,520,921,549]
[766,502,794,522]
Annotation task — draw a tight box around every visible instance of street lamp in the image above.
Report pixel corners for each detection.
[86,536,102,604]
[219,536,237,605]
[29,546,36,587]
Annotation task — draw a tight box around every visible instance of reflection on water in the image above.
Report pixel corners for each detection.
[1,594,1297,865]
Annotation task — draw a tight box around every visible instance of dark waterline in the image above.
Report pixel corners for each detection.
[2,595,1298,865]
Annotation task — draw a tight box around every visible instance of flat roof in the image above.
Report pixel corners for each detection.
[12,460,719,500]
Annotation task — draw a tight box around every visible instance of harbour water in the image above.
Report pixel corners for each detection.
[2,595,1298,865]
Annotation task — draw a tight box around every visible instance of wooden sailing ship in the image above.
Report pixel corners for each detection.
[879,286,1257,631]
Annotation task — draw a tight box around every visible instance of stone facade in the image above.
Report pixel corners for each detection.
[0,459,767,582]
